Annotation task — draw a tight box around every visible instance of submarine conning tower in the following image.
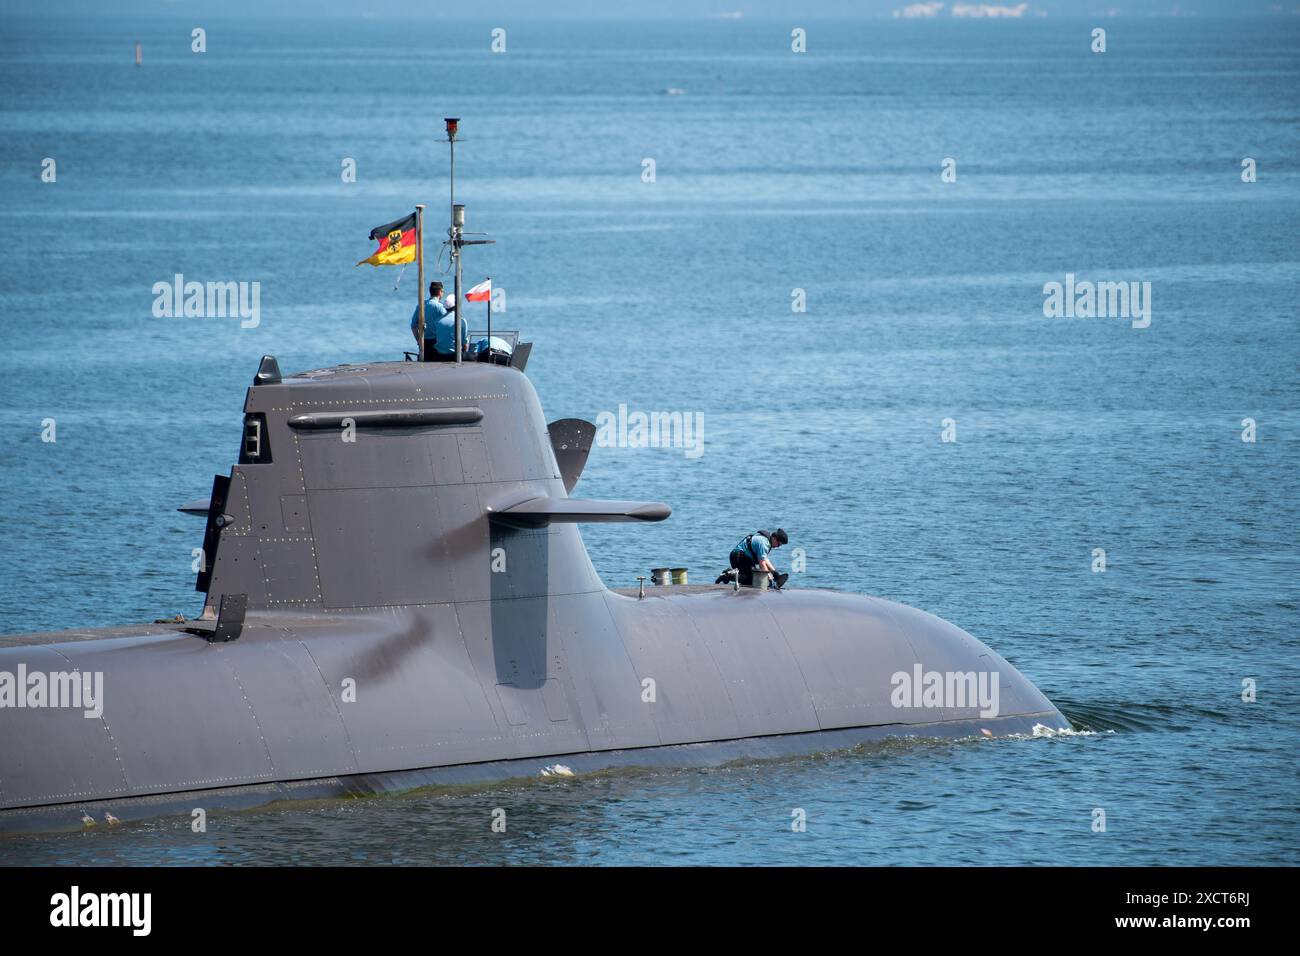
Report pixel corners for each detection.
[197,355,668,617]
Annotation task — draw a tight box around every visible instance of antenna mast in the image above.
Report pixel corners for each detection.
[444,118,462,364]
[443,117,494,365]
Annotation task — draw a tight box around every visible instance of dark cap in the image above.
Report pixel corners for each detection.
[772,528,788,545]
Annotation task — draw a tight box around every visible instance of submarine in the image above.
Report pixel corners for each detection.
[0,345,1069,833]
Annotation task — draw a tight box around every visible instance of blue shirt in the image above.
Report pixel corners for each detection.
[410,298,465,354]
[734,533,771,563]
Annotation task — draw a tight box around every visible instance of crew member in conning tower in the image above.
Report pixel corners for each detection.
[412,280,466,362]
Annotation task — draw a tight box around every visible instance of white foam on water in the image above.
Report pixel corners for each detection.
[1028,723,1112,738]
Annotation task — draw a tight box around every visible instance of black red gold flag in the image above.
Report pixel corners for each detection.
[356,212,417,267]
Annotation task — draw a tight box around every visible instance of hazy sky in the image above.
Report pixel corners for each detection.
[2,0,1293,18]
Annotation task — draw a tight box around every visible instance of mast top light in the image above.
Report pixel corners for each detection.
[444,117,460,140]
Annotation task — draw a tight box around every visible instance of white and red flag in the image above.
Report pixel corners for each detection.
[464,278,492,302]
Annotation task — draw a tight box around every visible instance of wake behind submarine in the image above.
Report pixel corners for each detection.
[0,143,1067,835]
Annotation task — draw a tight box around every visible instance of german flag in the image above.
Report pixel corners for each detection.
[356,212,417,267]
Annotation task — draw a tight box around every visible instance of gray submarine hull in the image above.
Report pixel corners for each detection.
[0,359,1067,832]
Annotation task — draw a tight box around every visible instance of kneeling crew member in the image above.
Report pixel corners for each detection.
[728,528,788,587]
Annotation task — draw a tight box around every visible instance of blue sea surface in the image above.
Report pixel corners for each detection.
[0,15,1296,865]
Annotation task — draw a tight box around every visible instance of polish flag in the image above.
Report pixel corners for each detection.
[464,278,492,302]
